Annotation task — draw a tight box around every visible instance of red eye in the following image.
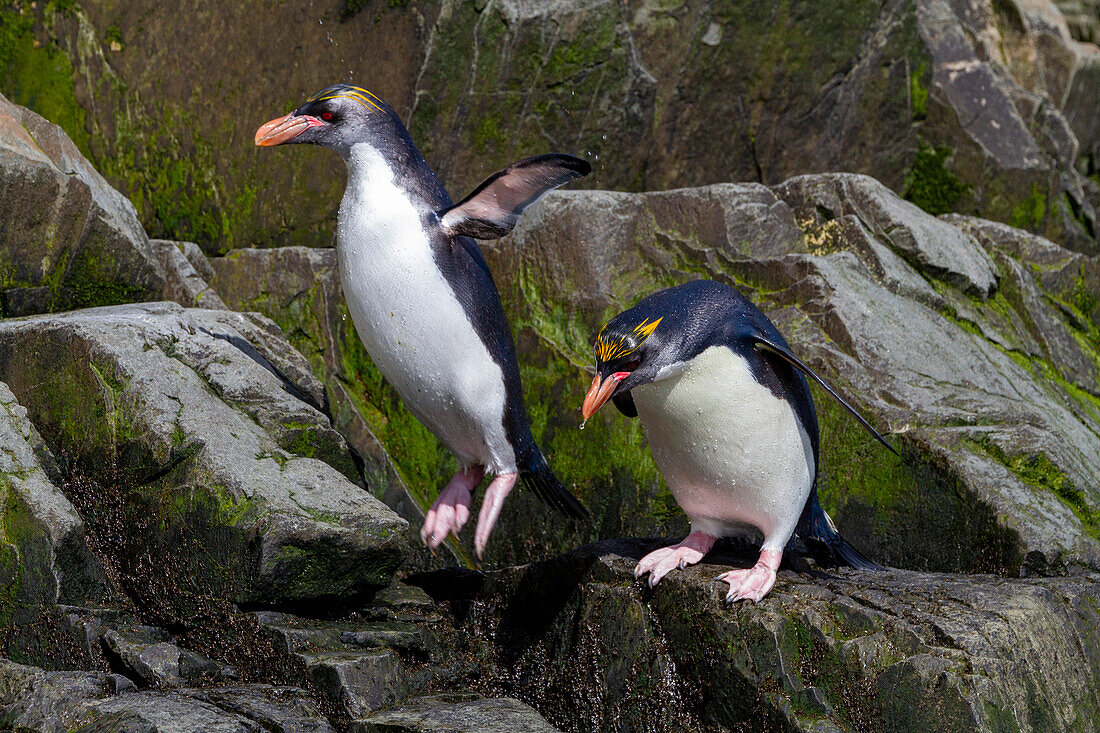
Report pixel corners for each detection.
[321,111,334,122]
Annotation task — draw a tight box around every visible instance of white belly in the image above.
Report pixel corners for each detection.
[632,345,814,548]
[336,143,514,473]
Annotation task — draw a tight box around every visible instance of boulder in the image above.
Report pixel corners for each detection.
[0,92,167,316]
[0,302,407,618]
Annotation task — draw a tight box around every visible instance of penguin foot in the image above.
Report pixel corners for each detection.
[421,466,485,550]
[474,473,518,559]
[718,549,782,603]
[634,531,717,587]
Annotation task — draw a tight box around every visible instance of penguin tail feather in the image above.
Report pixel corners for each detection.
[520,452,590,520]
[799,493,883,571]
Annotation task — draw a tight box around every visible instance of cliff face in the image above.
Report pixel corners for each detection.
[1,0,1100,729]
[2,0,1098,252]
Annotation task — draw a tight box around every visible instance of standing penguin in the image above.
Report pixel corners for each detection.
[580,280,895,602]
[255,84,589,557]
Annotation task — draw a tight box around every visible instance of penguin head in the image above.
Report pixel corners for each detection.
[581,313,664,420]
[254,84,401,158]
[581,280,736,421]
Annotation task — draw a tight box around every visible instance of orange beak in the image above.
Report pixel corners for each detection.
[254,113,324,147]
[581,371,630,422]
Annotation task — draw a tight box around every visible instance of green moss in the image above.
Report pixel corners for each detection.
[910,61,928,120]
[104,22,122,47]
[969,435,1098,538]
[0,2,90,155]
[1008,183,1047,231]
[903,143,970,216]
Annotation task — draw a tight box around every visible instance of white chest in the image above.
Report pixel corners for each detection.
[335,144,513,471]
[632,345,814,543]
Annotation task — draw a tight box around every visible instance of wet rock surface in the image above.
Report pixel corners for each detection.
[414,539,1100,732]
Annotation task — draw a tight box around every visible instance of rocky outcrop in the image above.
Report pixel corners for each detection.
[0,92,167,316]
[0,303,407,617]
[409,539,1100,733]
[3,0,1096,252]
[0,381,113,666]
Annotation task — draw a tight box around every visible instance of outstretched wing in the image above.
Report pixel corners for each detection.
[439,154,591,239]
[749,334,897,455]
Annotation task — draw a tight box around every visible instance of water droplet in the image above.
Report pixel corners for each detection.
[579,420,587,430]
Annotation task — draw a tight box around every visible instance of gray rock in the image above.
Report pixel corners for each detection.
[486,181,1100,572]
[0,381,113,665]
[0,93,166,316]
[432,539,1100,732]
[350,694,562,732]
[0,658,127,732]
[76,691,262,732]
[0,303,407,613]
[152,239,227,311]
[102,627,233,688]
[303,650,405,718]
[185,685,336,733]
[774,174,1000,298]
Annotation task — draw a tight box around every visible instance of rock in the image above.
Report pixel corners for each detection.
[408,539,1100,732]
[304,650,405,718]
[4,0,1096,251]
[0,92,167,316]
[0,656,335,732]
[0,658,133,732]
[208,246,462,571]
[484,181,1100,572]
[184,685,336,733]
[349,694,562,733]
[0,302,407,617]
[0,380,113,666]
[1056,0,1100,41]
[76,691,264,732]
[254,606,443,718]
[773,174,999,298]
[102,626,235,688]
[153,239,228,310]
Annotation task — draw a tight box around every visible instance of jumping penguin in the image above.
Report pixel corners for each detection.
[256,84,590,557]
[580,279,895,602]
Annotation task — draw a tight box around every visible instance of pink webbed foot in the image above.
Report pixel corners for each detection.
[718,548,782,603]
[420,466,485,551]
[473,472,518,559]
[634,531,717,587]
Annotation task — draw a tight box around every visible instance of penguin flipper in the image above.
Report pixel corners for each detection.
[748,334,898,456]
[520,451,590,520]
[440,154,592,239]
